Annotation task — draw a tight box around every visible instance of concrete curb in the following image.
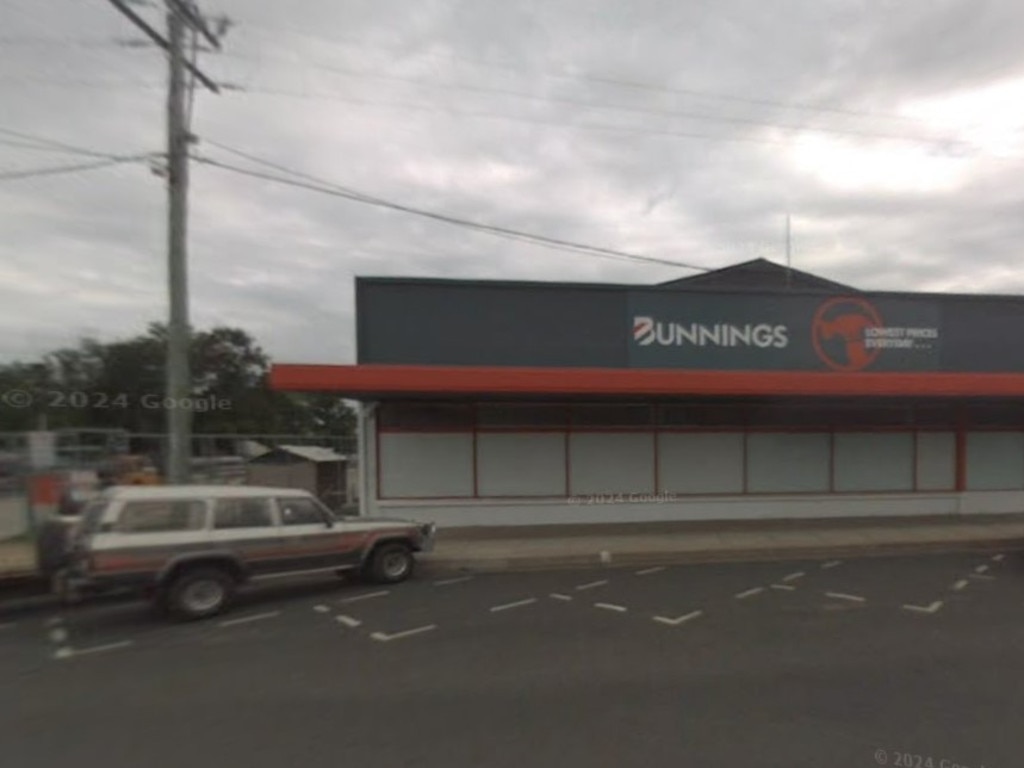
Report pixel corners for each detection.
[419,536,1023,575]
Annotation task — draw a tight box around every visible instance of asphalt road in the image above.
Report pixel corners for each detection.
[1,551,1022,768]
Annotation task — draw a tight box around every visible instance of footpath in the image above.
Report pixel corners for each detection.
[419,514,1024,574]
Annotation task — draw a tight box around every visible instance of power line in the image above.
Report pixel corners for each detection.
[0,154,151,182]
[240,22,919,124]
[192,146,708,271]
[220,52,958,147]
[0,127,143,160]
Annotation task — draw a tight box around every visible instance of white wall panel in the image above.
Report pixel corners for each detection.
[379,433,474,498]
[833,433,914,492]
[569,432,655,496]
[916,432,955,491]
[476,433,566,496]
[966,432,1024,490]
[747,433,830,493]
[658,433,744,494]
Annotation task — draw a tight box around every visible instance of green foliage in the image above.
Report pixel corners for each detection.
[0,325,353,437]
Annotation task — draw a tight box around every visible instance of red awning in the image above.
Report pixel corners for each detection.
[270,364,1024,398]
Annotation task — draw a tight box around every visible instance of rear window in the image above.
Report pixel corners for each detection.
[116,500,207,533]
[213,498,276,529]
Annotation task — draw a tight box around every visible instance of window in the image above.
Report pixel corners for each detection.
[378,402,474,430]
[477,403,567,429]
[278,497,327,526]
[570,404,654,428]
[213,498,275,529]
[117,500,206,533]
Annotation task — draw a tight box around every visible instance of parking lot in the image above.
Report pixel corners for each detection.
[2,551,1022,768]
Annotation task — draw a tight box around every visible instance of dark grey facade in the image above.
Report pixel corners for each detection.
[355,261,1024,373]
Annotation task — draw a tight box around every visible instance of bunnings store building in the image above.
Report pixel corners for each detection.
[271,259,1024,526]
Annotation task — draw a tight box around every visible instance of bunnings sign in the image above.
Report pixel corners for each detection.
[627,291,942,371]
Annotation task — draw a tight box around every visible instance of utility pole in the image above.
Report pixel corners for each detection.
[103,0,225,484]
[165,2,191,483]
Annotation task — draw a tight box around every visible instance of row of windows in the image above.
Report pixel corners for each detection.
[112,496,329,533]
[378,401,1024,430]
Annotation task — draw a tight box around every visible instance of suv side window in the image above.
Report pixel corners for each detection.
[117,500,207,533]
[213,498,276,530]
[278,497,326,526]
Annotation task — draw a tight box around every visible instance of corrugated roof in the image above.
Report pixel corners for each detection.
[274,445,346,463]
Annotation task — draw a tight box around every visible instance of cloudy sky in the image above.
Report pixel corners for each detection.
[2,0,1024,365]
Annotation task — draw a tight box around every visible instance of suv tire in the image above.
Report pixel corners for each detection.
[366,542,415,584]
[164,566,236,621]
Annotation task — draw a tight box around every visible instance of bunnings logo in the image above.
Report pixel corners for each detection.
[632,316,789,349]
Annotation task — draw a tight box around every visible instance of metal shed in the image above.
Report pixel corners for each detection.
[245,445,350,511]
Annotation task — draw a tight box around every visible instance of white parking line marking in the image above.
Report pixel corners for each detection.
[952,579,969,591]
[49,628,68,643]
[490,598,537,613]
[992,554,1005,562]
[653,610,703,626]
[782,571,805,582]
[903,601,943,615]
[335,615,362,628]
[735,587,765,599]
[575,580,609,591]
[975,564,990,574]
[969,573,995,581]
[313,605,331,613]
[635,566,665,576]
[600,550,612,564]
[771,584,796,591]
[433,576,473,586]
[340,591,390,604]
[219,611,281,628]
[821,560,842,569]
[825,592,866,603]
[57,640,134,659]
[549,593,573,601]
[370,625,436,642]
[594,603,627,613]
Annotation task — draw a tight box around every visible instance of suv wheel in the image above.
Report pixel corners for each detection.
[165,566,235,621]
[367,542,414,584]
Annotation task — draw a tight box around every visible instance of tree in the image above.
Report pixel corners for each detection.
[0,324,353,438]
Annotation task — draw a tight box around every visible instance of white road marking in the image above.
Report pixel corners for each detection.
[335,615,362,628]
[65,640,135,658]
[735,587,765,599]
[635,566,665,576]
[599,550,612,564]
[370,625,436,643]
[549,593,573,601]
[653,610,703,627]
[825,592,866,603]
[771,584,796,591]
[433,576,473,586]
[49,628,68,643]
[975,564,990,574]
[53,647,74,660]
[821,560,842,569]
[45,617,63,627]
[594,602,627,613]
[992,554,1005,562]
[575,580,609,591]
[903,601,943,615]
[340,590,390,604]
[969,573,995,581]
[782,571,805,582]
[313,604,331,613]
[952,579,969,591]
[219,611,281,628]
[490,598,537,613]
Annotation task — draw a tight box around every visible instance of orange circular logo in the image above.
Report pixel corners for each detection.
[812,297,883,371]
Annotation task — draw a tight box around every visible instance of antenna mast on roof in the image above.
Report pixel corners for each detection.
[785,213,792,290]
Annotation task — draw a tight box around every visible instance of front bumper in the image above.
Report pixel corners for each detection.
[418,523,437,553]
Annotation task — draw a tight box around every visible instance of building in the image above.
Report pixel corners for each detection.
[270,258,1024,526]
[246,445,352,511]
